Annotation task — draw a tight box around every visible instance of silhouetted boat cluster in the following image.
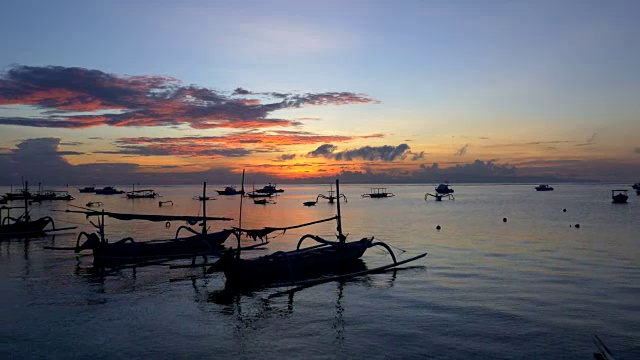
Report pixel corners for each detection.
[9,178,426,292]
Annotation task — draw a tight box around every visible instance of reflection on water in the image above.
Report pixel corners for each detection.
[1,184,639,359]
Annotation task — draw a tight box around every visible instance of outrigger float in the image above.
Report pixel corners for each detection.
[206,180,426,290]
[425,192,454,201]
[45,183,238,266]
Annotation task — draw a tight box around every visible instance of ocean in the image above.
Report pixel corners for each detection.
[1,183,639,359]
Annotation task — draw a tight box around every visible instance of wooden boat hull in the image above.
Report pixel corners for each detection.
[216,188,244,195]
[94,187,124,195]
[126,194,157,199]
[217,238,372,287]
[0,217,52,238]
[87,230,234,265]
[246,192,272,198]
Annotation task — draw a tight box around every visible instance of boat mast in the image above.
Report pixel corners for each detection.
[23,181,29,221]
[202,182,207,235]
[236,169,245,258]
[335,179,345,243]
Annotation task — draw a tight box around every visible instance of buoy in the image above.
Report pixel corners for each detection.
[436,225,441,230]
[575,224,580,228]
[563,208,567,212]
[503,217,507,222]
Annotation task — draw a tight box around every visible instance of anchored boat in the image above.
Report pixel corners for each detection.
[94,186,125,195]
[361,188,394,198]
[612,190,628,204]
[216,186,244,196]
[435,183,454,194]
[254,183,284,195]
[303,183,347,206]
[126,189,159,199]
[535,184,554,191]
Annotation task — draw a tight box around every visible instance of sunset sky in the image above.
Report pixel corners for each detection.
[1,0,639,185]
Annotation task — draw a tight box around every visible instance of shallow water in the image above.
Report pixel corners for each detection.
[1,183,639,359]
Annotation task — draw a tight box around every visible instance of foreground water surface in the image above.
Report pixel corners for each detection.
[1,183,639,359]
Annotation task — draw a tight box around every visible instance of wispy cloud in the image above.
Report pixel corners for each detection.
[106,130,382,158]
[485,140,574,148]
[454,144,469,156]
[0,65,378,130]
[307,143,419,162]
[575,132,598,147]
[276,154,296,161]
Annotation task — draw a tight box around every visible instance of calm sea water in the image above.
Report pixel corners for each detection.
[1,183,639,359]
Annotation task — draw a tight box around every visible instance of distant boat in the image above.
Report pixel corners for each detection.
[632,183,640,190]
[612,190,628,204]
[126,189,159,199]
[4,189,35,201]
[253,198,276,205]
[435,183,454,194]
[78,186,96,193]
[535,184,554,191]
[216,186,244,196]
[34,190,74,201]
[94,186,125,195]
[246,192,273,198]
[254,183,284,195]
[361,188,395,198]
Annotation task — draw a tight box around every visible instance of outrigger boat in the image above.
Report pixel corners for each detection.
[361,188,394,198]
[46,183,234,265]
[1,182,75,239]
[425,192,454,201]
[126,184,158,199]
[435,183,454,194]
[126,189,158,199]
[303,184,347,206]
[207,180,426,289]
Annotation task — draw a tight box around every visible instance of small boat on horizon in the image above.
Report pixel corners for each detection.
[303,184,347,206]
[535,184,554,191]
[126,189,159,199]
[632,182,640,190]
[33,190,74,201]
[435,183,454,194]
[78,186,96,193]
[216,186,244,196]
[361,188,394,198]
[612,190,628,204]
[254,183,284,195]
[94,186,125,195]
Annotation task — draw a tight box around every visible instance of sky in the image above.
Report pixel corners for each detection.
[1,0,639,185]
